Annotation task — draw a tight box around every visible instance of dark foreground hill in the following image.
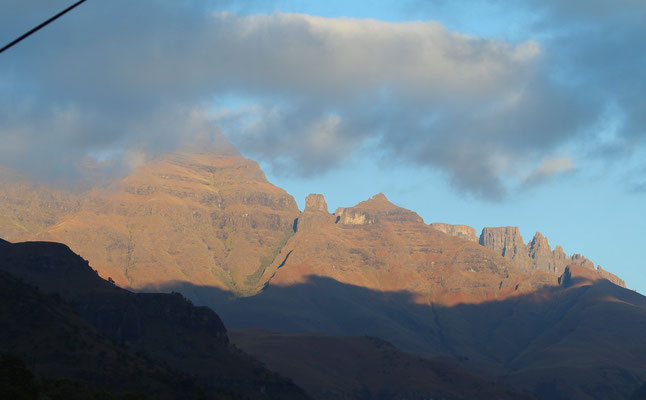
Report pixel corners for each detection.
[0,239,309,399]
[0,269,202,399]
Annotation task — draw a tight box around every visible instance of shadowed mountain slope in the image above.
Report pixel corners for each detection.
[156,271,646,400]
[0,239,309,400]
[231,330,535,400]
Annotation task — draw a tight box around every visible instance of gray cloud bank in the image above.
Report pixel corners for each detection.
[0,0,644,198]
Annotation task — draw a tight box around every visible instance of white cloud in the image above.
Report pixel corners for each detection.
[205,12,540,100]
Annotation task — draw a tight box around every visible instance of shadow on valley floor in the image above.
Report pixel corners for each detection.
[142,275,646,400]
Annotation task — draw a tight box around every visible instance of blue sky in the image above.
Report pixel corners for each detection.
[1,0,644,293]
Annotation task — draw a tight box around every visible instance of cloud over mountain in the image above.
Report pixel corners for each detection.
[1,0,644,198]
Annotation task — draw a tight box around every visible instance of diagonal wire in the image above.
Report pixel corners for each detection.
[0,0,88,55]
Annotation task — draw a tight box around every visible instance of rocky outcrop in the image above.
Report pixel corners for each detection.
[479,227,625,287]
[336,208,378,225]
[528,232,559,273]
[305,194,329,213]
[297,194,335,231]
[430,223,477,242]
[479,227,528,267]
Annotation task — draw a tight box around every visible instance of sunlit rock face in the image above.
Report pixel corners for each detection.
[338,209,378,226]
[480,227,528,267]
[0,166,84,240]
[304,193,329,213]
[297,194,336,232]
[0,137,627,299]
[429,223,477,242]
[4,141,300,295]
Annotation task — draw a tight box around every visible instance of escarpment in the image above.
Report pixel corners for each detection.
[479,226,625,287]
[0,138,627,297]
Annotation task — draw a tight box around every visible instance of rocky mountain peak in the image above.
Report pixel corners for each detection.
[478,227,625,286]
[530,232,548,246]
[527,232,560,273]
[297,194,335,231]
[372,192,388,201]
[528,232,551,256]
[354,193,397,211]
[336,194,423,226]
[304,193,329,213]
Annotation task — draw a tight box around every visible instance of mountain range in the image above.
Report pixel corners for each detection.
[1,135,644,399]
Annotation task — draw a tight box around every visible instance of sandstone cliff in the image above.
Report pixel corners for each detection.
[305,193,329,213]
[429,223,478,242]
[478,227,625,287]
[479,226,528,264]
